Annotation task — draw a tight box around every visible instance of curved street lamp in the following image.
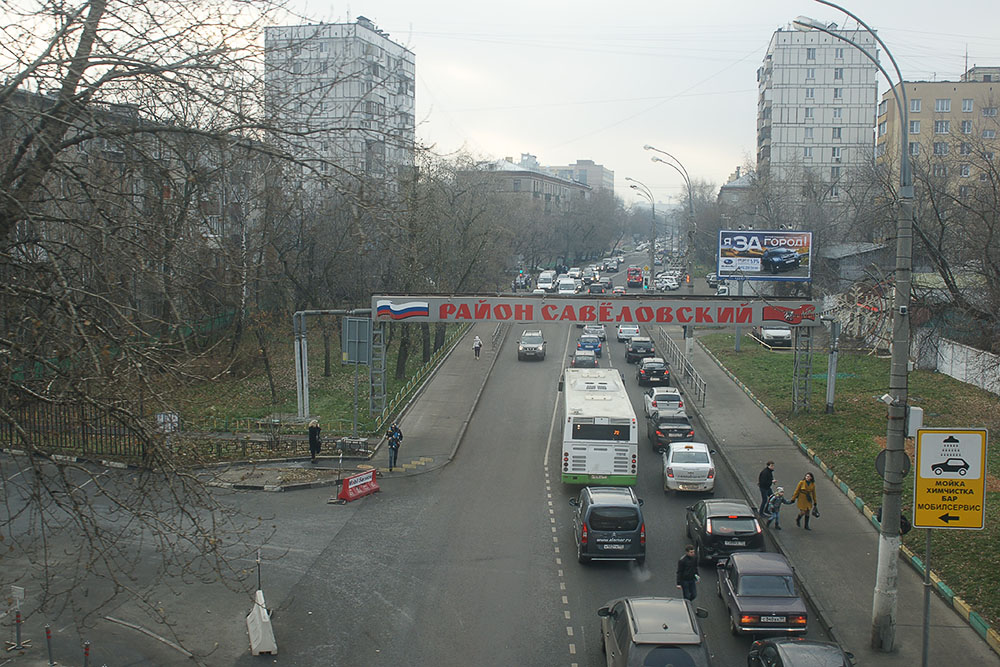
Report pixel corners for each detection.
[645,145,695,294]
[795,2,914,655]
[625,177,656,289]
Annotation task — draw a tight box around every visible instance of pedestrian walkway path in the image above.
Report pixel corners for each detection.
[672,325,999,665]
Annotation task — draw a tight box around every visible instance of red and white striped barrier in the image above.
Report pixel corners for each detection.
[337,469,380,502]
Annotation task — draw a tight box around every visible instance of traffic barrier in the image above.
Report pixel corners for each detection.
[337,469,380,502]
[246,589,277,655]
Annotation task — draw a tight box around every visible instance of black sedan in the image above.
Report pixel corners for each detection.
[646,413,694,452]
[717,552,807,637]
[761,248,801,274]
[636,357,669,385]
[685,498,763,563]
[748,637,855,666]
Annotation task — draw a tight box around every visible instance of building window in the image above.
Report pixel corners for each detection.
[981,173,990,181]
[935,98,952,112]
[805,107,814,119]
[909,142,920,156]
[831,166,841,179]
[831,184,840,197]
[876,143,886,158]
[963,99,974,112]
[833,107,843,119]
[806,47,816,60]
[513,179,521,192]
[806,87,815,99]
[834,67,844,80]
[910,99,922,113]
[805,127,814,139]
[804,146,813,158]
[833,87,843,99]
[961,120,973,134]
[960,142,972,155]
[960,163,971,177]
[959,185,970,198]
[909,120,920,134]
[835,47,844,59]
[878,100,888,116]
[878,122,887,137]
[933,164,948,177]
[806,67,816,79]
[832,147,843,161]
[933,142,949,155]
[832,127,843,140]
[984,129,997,139]
[983,107,998,117]
[934,120,951,134]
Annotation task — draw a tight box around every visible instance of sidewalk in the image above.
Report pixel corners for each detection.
[674,325,999,665]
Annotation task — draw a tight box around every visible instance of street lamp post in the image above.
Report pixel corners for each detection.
[644,145,695,294]
[625,177,656,290]
[795,3,914,653]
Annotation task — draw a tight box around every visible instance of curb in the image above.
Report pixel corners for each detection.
[695,338,1000,659]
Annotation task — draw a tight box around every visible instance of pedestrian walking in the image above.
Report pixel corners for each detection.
[307,419,322,463]
[385,422,403,471]
[757,461,776,515]
[473,335,483,360]
[763,487,794,530]
[676,544,699,601]
[792,472,818,530]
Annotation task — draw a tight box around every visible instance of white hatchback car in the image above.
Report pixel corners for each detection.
[662,442,716,493]
[643,386,686,418]
[616,324,640,342]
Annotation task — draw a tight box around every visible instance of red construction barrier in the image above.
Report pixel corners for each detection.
[337,469,380,502]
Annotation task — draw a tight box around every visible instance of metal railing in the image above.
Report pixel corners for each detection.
[491,322,504,349]
[653,326,707,407]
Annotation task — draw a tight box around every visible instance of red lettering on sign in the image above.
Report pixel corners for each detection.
[440,304,456,319]
[656,307,673,322]
[599,303,613,321]
[734,307,753,324]
[455,303,472,319]
[695,307,712,323]
[636,306,654,322]
[578,305,596,322]
[542,304,558,320]
[676,307,693,323]
[495,304,512,320]
[474,302,490,319]
[559,305,577,321]
[616,307,634,322]
[514,303,533,320]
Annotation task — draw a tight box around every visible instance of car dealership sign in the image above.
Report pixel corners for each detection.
[717,230,813,282]
[372,296,822,326]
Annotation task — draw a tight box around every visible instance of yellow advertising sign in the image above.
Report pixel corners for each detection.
[913,429,988,530]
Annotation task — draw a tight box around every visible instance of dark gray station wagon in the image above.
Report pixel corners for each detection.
[570,486,645,565]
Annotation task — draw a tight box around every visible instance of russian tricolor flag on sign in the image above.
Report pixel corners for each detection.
[376,300,430,320]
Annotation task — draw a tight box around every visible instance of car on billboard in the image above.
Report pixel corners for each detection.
[761,247,802,274]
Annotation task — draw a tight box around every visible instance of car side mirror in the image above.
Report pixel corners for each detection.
[568,497,580,507]
[685,505,694,511]
[597,606,611,618]
[694,607,709,619]
[710,450,717,454]
[637,499,644,506]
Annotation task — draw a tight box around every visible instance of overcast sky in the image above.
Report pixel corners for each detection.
[292,0,1000,206]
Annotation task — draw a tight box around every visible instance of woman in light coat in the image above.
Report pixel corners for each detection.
[791,472,817,530]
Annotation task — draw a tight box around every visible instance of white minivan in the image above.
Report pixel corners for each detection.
[557,279,578,295]
[537,270,557,292]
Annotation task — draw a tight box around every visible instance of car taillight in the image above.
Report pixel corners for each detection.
[705,518,713,535]
[581,523,588,545]
[640,523,646,546]
[640,370,646,375]
[789,614,808,626]
[651,400,657,407]
[665,466,674,478]
[678,399,684,408]
[687,430,694,438]
[707,466,715,479]
[577,342,582,349]
[740,614,757,625]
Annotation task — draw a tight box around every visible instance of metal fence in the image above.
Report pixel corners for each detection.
[652,326,708,407]
[0,402,146,458]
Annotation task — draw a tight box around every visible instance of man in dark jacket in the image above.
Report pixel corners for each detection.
[386,422,403,471]
[757,461,775,515]
[676,545,699,600]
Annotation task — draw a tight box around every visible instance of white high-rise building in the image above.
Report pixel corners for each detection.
[756,23,878,220]
[264,17,415,187]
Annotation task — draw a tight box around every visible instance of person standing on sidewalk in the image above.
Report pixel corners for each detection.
[757,461,776,515]
[308,419,322,464]
[473,335,483,360]
[676,545,699,600]
[792,472,818,530]
[385,422,403,472]
[763,487,794,530]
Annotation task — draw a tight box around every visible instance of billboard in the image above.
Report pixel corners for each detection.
[717,230,813,282]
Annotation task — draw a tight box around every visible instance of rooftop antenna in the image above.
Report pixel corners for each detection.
[964,45,968,80]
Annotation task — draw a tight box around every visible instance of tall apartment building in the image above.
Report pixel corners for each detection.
[264,17,415,187]
[756,23,878,221]
[547,159,615,193]
[876,69,999,196]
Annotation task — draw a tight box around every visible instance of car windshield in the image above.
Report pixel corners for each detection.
[709,517,756,534]
[588,507,639,531]
[522,333,543,344]
[580,336,599,344]
[737,574,797,597]
[671,450,708,464]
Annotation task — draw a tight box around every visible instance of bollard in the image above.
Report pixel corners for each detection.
[45,625,54,666]
[83,640,90,667]
[3,609,32,651]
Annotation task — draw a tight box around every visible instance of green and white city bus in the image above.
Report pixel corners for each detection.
[561,368,638,485]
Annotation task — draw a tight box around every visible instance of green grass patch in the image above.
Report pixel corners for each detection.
[702,333,1000,629]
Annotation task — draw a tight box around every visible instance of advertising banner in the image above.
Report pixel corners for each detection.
[717,230,813,282]
[372,296,822,327]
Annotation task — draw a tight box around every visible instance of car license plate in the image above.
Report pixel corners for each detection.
[724,540,745,546]
[680,484,699,490]
[591,474,608,479]
[602,544,625,550]
[761,616,786,623]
